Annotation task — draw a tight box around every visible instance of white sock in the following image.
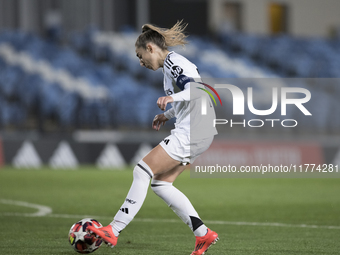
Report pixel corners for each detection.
[110,160,153,236]
[194,225,209,237]
[151,179,208,237]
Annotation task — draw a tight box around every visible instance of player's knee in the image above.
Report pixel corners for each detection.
[151,180,174,207]
[133,160,154,180]
[151,179,173,194]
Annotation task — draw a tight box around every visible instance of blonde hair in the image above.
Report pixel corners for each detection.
[135,20,188,50]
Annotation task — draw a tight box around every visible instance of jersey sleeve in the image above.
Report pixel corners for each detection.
[164,107,175,119]
[170,81,205,102]
[164,54,203,102]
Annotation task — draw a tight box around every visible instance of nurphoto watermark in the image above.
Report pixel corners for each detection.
[190,78,340,178]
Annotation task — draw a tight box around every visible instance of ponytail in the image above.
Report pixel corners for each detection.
[135,20,188,50]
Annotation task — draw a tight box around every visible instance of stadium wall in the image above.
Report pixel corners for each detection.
[1,0,340,37]
[1,133,339,169]
[209,0,340,37]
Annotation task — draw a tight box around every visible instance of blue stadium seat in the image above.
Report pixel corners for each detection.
[0,29,339,132]
[0,65,23,97]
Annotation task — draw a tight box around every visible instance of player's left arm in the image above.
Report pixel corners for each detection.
[157,80,201,110]
[169,61,203,102]
[157,67,201,110]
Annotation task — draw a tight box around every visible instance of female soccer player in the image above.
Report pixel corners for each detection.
[88,21,219,255]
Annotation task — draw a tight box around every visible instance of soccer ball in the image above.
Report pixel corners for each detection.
[68,218,103,254]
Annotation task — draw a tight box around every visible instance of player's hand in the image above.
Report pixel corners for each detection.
[157,96,174,111]
[152,113,169,131]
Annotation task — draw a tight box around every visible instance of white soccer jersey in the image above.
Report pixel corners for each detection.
[162,51,217,140]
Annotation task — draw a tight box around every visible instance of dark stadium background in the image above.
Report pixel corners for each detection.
[0,0,339,169]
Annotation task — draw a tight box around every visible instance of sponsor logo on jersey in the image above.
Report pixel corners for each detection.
[171,65,183,78]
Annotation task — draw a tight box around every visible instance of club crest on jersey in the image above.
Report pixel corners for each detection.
[171,66,183,78]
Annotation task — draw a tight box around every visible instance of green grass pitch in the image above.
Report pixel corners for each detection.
[1,167,340,254]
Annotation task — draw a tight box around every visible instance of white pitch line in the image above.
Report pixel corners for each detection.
[203,220,340,230]
[1,199,340,230]
[0,199,52,217]
[135,218,340,230]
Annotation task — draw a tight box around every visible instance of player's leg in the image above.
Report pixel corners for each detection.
[152,167,218,255]
[151,135,219,254]
[151,165,208,236]
[87,145,182,247]
[110,145,180,234]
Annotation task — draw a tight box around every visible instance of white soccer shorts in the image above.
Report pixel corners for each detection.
[160,130,214,165]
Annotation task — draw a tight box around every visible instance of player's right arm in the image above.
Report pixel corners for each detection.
[157,95,174,111]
